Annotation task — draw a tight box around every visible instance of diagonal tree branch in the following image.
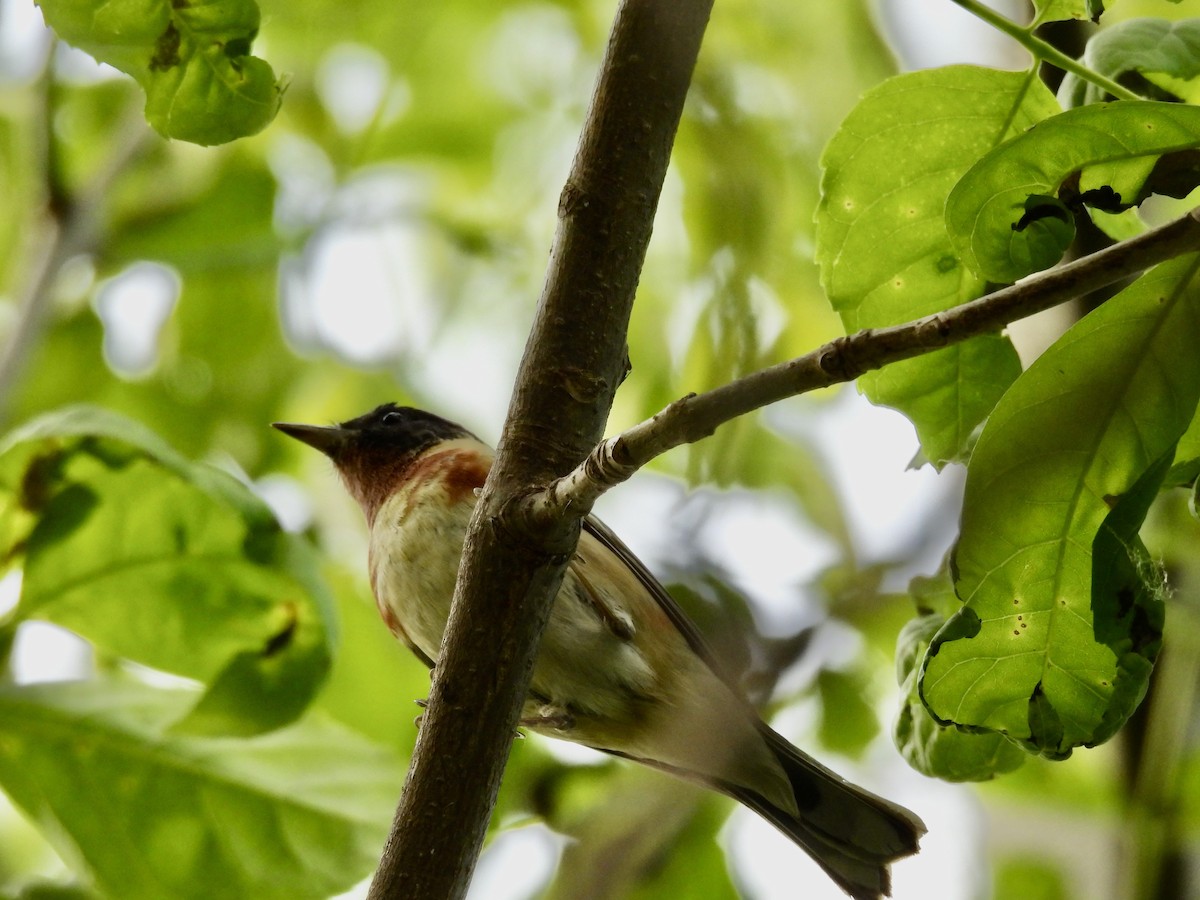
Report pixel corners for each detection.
[530,206,1200,520]
[366,2,714,897]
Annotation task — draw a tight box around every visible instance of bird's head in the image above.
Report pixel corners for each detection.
[274,403,478,522]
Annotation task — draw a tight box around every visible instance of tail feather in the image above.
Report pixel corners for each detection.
[725,724,925,900]
[605,730,924,900]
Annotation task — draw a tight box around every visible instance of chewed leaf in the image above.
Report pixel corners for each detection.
[0,679,401,900]
[36,0,281,144]
[816,66,1055,466]
[0,405,336,735]
[920,256,1200,756]
[894,611,1025,781]
[946,102,1200,283]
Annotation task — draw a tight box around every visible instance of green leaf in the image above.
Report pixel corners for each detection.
[35,0,281,144]
[816,667,879,758]
[0,679,401,900]
[1086,450,1170,746]
[816,66,1056,465]
[0,405,336,735]
[922,255,1200,756]
[1033,0,1104,25]
[894,592,1025,781]
[946,102,1200,283]
[1059,18,1200,107]
[1166,405,1200,486]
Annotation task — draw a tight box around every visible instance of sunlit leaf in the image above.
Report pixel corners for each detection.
[0,405,336,735]
[0,678,400,900]
[817,66,1056,465]
[922,255,1200,756]
[946,102,1200,283]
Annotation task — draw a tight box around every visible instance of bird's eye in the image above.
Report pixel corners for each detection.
[381,411,403,426]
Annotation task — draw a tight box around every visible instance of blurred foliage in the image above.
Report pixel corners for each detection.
[1,0,1200,898]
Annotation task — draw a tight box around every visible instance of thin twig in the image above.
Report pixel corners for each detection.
[950,0,1141,102]
[531,206,1200,520]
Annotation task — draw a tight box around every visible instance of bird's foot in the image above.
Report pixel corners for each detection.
[520,704,575,732]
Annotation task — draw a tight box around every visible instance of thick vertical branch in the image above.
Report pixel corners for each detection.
[366,2,713,898]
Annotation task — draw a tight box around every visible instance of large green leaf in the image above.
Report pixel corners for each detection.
[946,101,1200,283]
[0,679,401,900]
[921,254,1200,756]
[0,405,336,735]
[36,0,281,144]
[816,66,1056,465]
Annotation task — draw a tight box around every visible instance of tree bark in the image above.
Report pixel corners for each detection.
[366,1,713,897]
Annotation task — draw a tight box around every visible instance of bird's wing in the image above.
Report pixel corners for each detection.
[580,514,744,695]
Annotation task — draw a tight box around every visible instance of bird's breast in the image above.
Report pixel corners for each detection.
[368,447,488,660]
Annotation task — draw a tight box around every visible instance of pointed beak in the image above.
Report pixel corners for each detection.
[272,422,350,458]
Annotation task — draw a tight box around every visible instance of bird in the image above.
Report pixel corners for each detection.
[274,403,925,899]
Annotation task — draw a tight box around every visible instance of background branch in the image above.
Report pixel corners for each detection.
[366,2,713,897]
[536,206,1200,518]
[0,64,149,423]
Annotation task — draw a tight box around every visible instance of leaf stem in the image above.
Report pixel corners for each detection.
[949,0,1141,102]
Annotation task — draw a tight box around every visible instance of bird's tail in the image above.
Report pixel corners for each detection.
[727,724,926,900]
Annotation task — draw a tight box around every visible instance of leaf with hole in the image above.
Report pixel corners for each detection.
[946,101,1200,283]
[0,405,336,735]
[894,611,1025,781]
[920,255,1200,756]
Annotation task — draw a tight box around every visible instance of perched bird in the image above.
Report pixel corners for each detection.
[274,403,924,899]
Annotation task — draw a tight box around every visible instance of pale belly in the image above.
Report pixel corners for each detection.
[367,483,793,808]
[369,488,658,725]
